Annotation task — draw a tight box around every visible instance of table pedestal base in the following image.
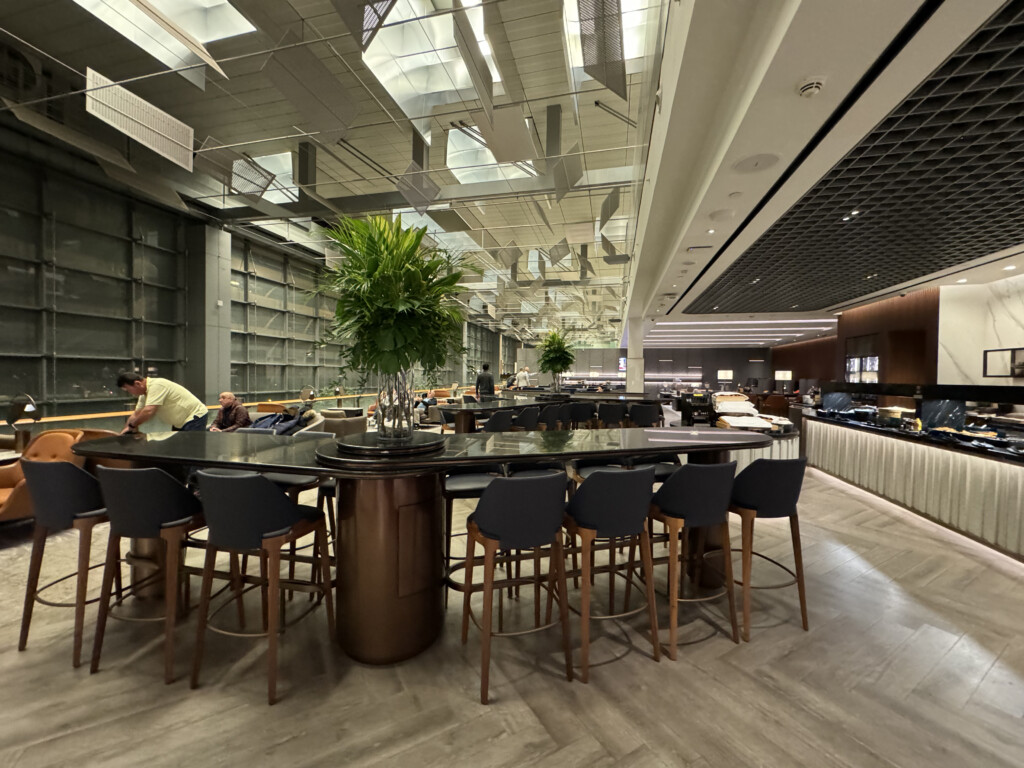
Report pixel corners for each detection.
[335,473,444,664]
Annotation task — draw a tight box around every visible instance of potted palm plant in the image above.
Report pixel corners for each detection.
[538,329,575,393]
[319,215,468,443]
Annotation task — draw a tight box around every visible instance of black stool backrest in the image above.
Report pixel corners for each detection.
[559,403,574,426]
[473,471,567,550]
[569,401,595,423]
[653,462,736,528]
[731,458,807,518]
[463,394,478,404]
[447,463,505,479]
[677,399,695,426]
[197,471,306,550]
[439,408,455,427]
[482,409,514,432]
[21,459,104,531]
[566,467,656,538]
[628,403,659,427]
[538,404,562,429]
[598,402,626,427]
[96,466,201,538]
[515,406,540,430]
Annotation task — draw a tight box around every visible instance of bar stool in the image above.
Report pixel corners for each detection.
[481,409,514,432]
[625,452,680,483]
[442,464,506,603]
[513,406,540,431]
[627,402,660,427]
[192,471,334,705]
[91,467,202,683]
[564,467,660,682]
[537,404,564,431]
[729,458,808,641]
[648,463,739,658]
[461,472,573,704]
[19,460,111,668]
[596,402,626,428]
[568,401,596,429]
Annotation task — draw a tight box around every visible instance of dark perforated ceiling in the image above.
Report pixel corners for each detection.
[687,0,1024,314]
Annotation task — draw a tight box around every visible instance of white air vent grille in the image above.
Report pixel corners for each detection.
[85,68,193,171]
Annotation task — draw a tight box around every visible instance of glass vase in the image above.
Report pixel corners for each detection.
[375,369,416,443]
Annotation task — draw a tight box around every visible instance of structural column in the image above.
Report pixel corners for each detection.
[184,224,232,403]
[626,316,645,392]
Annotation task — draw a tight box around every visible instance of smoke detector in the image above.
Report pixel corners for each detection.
[797,77,826,98]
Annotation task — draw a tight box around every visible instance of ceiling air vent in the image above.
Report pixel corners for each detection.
[797,77,825,98]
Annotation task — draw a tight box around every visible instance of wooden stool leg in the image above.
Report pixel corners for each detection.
[608,539,616,614]
[740,510,755,643]
[19,525,48,653]
[461,530,477,644]
[480,540,498,705]
[90,534,121,674]
[316,524,335,641]
[444,497,454,609]
[790,514,809,631]
[325,492,337,560]
[191,546,218,689]
[230,553,246,629]
[260,551,269,632]
[640,525,661,662]
[162,530,183,684]
[568,531,579,589]
[533,548,542,628]
[721,521,739,643]
[667,519,681,661]
[623,535,637,612]
[266,546,282,705]
[552,536,573,682]
[72,519,96,668]
[579,529,594,684]
[287,541,297,602]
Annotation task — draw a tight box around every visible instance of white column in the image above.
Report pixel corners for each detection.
[626,316,645,392]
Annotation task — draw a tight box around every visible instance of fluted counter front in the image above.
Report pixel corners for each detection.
[805,415,1024,559]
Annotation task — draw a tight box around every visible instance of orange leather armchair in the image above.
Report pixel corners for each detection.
[0,431,84,523]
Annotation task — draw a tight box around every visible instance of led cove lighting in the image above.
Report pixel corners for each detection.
[1004,265,1017,271]
[655,320,837,325]
[956,278,968,283]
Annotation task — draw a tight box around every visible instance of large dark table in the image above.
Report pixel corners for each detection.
[74,427,771,664]
[436,397,548,433]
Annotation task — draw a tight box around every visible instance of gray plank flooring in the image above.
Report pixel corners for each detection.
[1,468,1022,767]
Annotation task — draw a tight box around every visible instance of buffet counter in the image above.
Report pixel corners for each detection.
[804,413,1024,560]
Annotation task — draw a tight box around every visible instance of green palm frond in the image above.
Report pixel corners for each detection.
[317,215,470,376]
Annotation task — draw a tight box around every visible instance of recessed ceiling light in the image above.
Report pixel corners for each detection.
[1004,265,1017,271]
[672,284,677,287]
[956,278,967,283]
[851,210,861,215]
[712,306,719,310]
[707,229,715,234]
[790,304,799,308]
[842,216,851,222]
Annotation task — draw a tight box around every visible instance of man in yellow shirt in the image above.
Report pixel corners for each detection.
[117,372,208,434]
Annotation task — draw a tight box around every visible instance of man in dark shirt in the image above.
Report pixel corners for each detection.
[209,391,252,432]
[475,364,495,396]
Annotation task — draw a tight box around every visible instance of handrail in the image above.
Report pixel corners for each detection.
[12,389,464,426]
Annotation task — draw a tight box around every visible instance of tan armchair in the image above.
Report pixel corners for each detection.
[0,431,84,523]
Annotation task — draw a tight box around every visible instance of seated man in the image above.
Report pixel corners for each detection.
[209,391,252,432]
[415,390,438,412]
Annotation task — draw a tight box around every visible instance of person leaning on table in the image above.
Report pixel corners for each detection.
[117,371,208,435]
[209,391,252,432]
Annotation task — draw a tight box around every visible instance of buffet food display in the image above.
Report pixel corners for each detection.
[711,392,794,434]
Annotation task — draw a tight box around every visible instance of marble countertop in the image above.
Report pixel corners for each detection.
[73,427,773,477]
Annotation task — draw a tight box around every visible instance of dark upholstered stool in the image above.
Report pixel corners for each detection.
[513,406,540,431]
[461,472,573,704]
[19,460,111,668]
[729,458,809,642]
[442,464,505,603]
[537,404,564,431]
[596,402,626,428]
[564,467,660,683]
[649,463,739,658]
[92,467,202,684]
[627,402,660,427]
[192,471,334,705]
[568,401,596,429]
[626,452,680,483]
[481,409,514,433]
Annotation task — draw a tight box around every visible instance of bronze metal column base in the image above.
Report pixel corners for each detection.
[335,473,444,664]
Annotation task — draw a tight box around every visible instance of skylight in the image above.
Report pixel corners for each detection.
[446,130,534,185]
[73,0,253,88]
[363,0,504,138]
[251,152,298,205]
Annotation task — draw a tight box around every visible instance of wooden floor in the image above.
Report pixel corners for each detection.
[1,468,1023,767]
